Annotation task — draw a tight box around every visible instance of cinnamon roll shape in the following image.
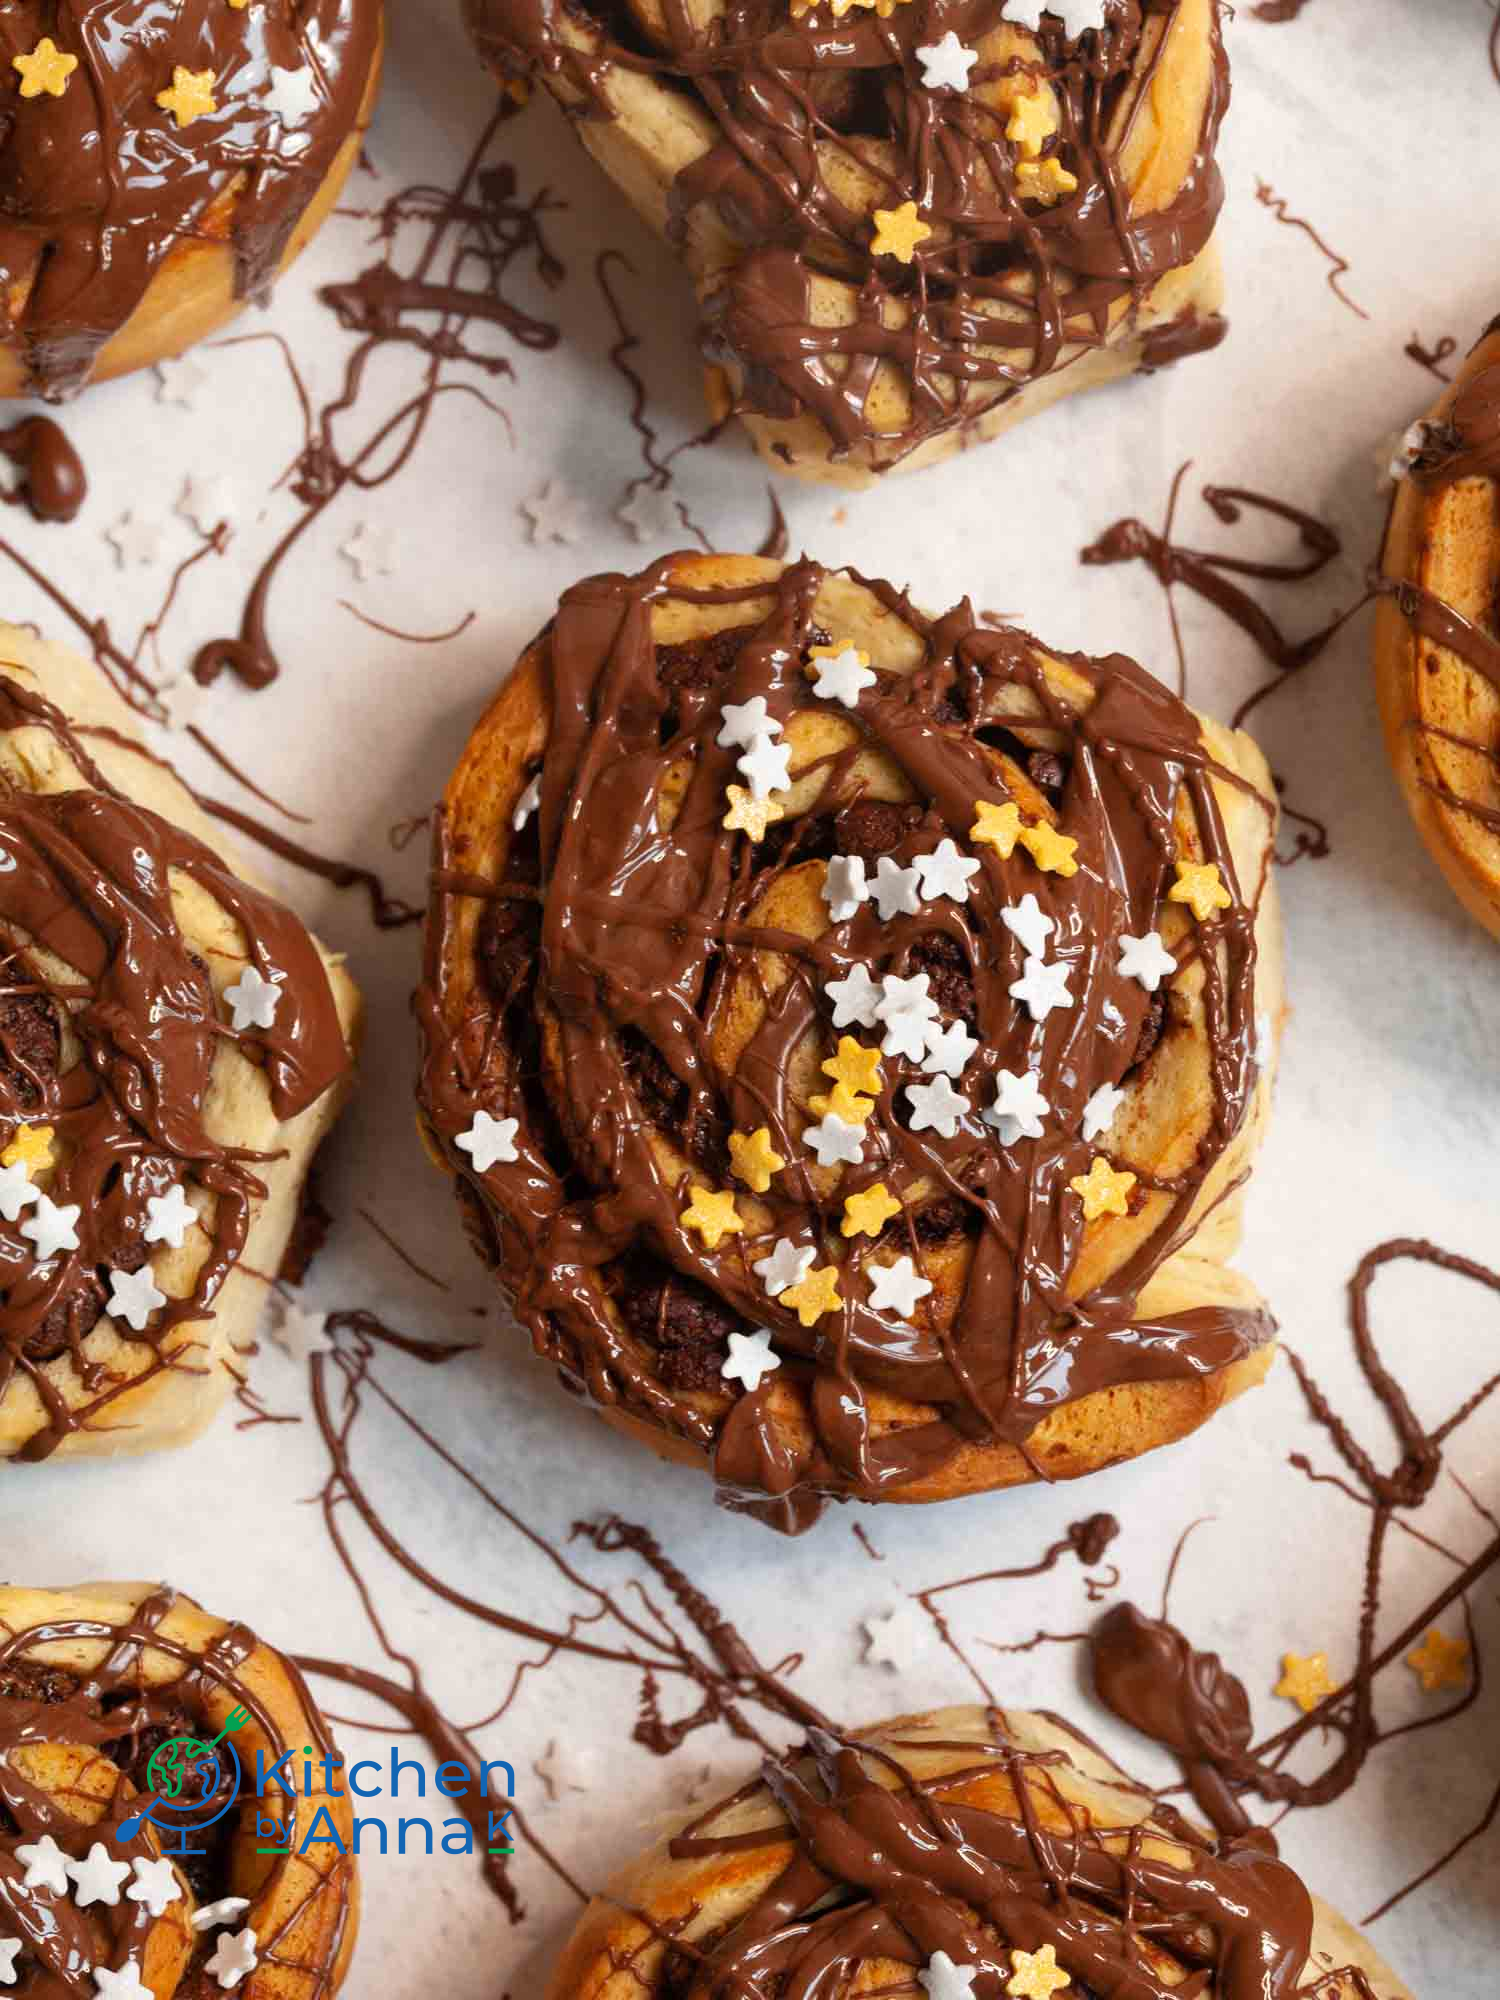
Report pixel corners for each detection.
[1376,316,1500,939]
[0,1581,358,1999]
[417,555,1284,1528]
[464,0,1230,485]
[0,628,360,1460]
[545,1705,1410,2000]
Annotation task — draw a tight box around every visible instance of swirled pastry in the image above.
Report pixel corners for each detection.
[0,1580,358,1998]
[417,555,1283,1529]
[0,627,359,1461]
[1376,317,1500,939]
[545,1705,1410,2000]
[465,0,1229,486]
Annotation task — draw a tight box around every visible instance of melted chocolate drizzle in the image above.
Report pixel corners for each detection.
[0,420,86,525]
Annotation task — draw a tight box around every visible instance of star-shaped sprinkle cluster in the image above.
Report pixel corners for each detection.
[340,520,395,582]
[915,31,977,93]
[3,1125,55,1174]
[107,1267,168,1332]
[822,854,868,924]
[1405,1627,1469,1693]
[511,774,542,832]
[971,799,1022,856]
[870,201,931,263]
[13,36,78,98]
[1006,0,1107,37]
[270,1302,332,1362]
[0,1936,21,1983]
[905,1076,970,1138]
[754,1238,815,1297]
[808,642,876,708]
[106,511,165,569]
[1069,1156,1136,1221]
[618,483,680,543]
[913,838,980,905]
[204,1927,259,1990]
[1275,1650,1336,1713]
[681,1186,743,1249]
[1080,1081,1124,1143]
[721,1327,782,1391]
[987,1068,1050,1144]
[729,1126,785,1193]
[1007,1943,1071,2000]
[1009,955,1072,1022]
[804,1110,865,1168]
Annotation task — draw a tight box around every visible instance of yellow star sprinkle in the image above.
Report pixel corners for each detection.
[2,1124,55,1174]
[970,799,1022,858]
[808,1083,875,1125]
[821,1036,883,1100]
[723,784,786,842]
[728,1126,785,1195]
[1169,858,1233,923]
[1275,1651,1337,1714]
[1008,1943,1071,2000]
[156,65,217,128]
[841,1182,902,1238]
[779,1263,843,1325]
[227,0,251,9]
[1003,83,1055,160]
[1069,1155,1136,1221]
[680,1185,743,1250]
[1016,157,1079,203]
[1405,1627,1470,1694]
[1018,819,1079,878]
[870,201,931,264]
[13,37,79,99]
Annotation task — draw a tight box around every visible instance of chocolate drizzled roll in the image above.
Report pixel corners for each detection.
[544,1704,1411,2000]
[0,627,359,1461]
[0,1582,358,1998]
[464,0,1230,484]
[0,0,384,398]
[416,555,1284,1530]
[1376,316,1500,939]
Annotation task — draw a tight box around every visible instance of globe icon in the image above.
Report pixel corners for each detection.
[120,1731,244,1852]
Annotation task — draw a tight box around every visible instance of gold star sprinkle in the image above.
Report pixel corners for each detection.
[808,1083,875,1125]
[2,1124,55,1174]
[1018,819,1079,877]
[723,785,787,843]
[1003,83,1054,160]
[970,799,1022,858]
[1016,156,1078,203]
[1169,858,1233,923]
[1069,1156,1136,1221]
[780,1263,844,1325]
[1008,1943,1071,2000]
[13,37,79,98]
[680,1185,743,1250]
[821,1036,883,1100]
[870,201,931,264]
[227,0,251,9]
[1405,1628,1470,1694]
[842,1183,902,1238]
[728,1126,785,1195]
[1275,1651,1337,1714]
[156,65,217,128]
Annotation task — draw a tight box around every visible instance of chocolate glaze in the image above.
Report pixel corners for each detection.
[0,677,350,1457]
[0,420,86,523]
[0,1585,349,1998]
[0,0,380,398]
[467,0,1232,465]
[417,555,1274,1528]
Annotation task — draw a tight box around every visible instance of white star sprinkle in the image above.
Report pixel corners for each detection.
[905,1076,970,1137]
[339,520,395,582]
[143,1184,196,1248]
[868,1255,934,1317]
[522,480,584,546]
[269,1302,333,1362]
[1081,1080,1125,1142]
[534,1739,593,1802]
[721,1328,782,1391]
[1005,0,1106,37]
[1001,893,1055,959]
[15,1834,69,1894]
[0,1937,21,1985]
[870,857,922,921]
[809,646,876,709]
[107,1267,167,1332]
[67,1842,132,1909]
[204,1927,259,1991]
[155,354,207,407]
[455,1110,520,1172]
[717,698,782,751]
[225,966,282,1032]
[920,1020,977,1080]
[20,1195,80,1262]
[822,855,869,924]
[986,1068,1050,1142]
[826,964,883,1029]
[876,973,940,1061]
[177,473,234,536]
[511,775,542,832]
[266,62,319,125]
[1117,931,1177,992]
[804,1111,865,1168]
[192,1899,252,1933]
[1009,954,1073,1022]
[919,1952,978,2000]
[126,1856,183,1918]
[93,1968,152,2000]
[737,733,792,800]
[754,1238,816,1297]
[617,483,680,543]
[913,838,981,905]
[106,512,164,569]
[915,31,977,93]
[863,1598,927,1670]
[0,1162,40,1223]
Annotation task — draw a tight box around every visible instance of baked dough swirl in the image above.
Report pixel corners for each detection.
[0,628,359,1461]
[417,555,1283,1529]
[545,1705,1410,2000]
[464,0,1230,485]
[1376,316,1500,939]
[0,1581,357,1999]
